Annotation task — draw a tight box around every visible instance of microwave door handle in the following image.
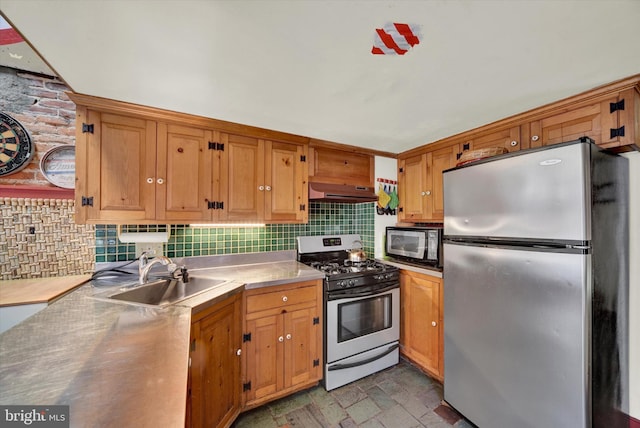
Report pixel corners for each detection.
[327,343,399,371]
[328,283,398,300]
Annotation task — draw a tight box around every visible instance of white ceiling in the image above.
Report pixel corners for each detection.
[1,0,639,154]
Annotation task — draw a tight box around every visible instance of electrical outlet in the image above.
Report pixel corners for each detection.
[135,242,165,258]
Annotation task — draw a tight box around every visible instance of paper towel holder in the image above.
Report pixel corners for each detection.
[116,225,171,243]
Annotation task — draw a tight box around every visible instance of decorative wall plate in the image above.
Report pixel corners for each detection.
[39,145,75,189]
[0,111,35,176]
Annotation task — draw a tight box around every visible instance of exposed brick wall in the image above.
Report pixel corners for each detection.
[0,66,75,187]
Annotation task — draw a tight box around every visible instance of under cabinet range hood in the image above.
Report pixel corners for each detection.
[308,183,378,203]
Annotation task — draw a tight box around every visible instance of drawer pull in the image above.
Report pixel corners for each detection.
[282,296,288,302]
[278,336,284,342]
[286,334,292,340]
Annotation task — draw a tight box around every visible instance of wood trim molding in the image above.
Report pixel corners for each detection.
[0,185,74,199]
[67,92,310,145]
[309,138,397,159]
[400,73,640,157]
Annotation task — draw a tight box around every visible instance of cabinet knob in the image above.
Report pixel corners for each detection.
[531,135,540,142]
[258,185,265,191]
[286,334,292,340]
[157,178,164,185]
[421,191,426,196]
[265,185,272,191]
[282,296,288,302]
[146,177,154,184]
[510,140,518,147]
[236,349,242,356]
[425,190,431,196]
[278,336,284,342]
[432,321,437,327]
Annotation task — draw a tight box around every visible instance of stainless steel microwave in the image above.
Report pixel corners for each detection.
[385,226,443,268]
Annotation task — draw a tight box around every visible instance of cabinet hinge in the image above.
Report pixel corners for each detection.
[610,99,625,113]
[313,359,320,367]
[243,381,252,392]
[81,196,94,207]
[190,339,196,352]
[207,201,224,210]
[82,123,94,134]
[398,167,404,173]
[398,207,403,213]
[300,204,306,211]
[462,143,470,151]
[300,155,306,162]
[243,333,251,343]
[456,153,462,160]
[208,142,225,151]
[313,317,320,325]
[610,126,625,139]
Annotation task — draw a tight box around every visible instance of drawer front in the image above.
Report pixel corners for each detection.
[246,286,317,314]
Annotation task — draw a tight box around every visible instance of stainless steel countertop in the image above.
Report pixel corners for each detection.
[0,251,325,427]
[379,258,444,279]
[0,285,191,427]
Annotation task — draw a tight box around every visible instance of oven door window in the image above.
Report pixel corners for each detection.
[337,294,392,342]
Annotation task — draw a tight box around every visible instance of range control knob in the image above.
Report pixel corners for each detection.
[348,279,356,286]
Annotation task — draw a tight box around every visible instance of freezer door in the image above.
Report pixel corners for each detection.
[444,243,589,428]
[444,142,590,241]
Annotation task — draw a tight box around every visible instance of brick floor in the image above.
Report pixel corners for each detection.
[232,359,473,428]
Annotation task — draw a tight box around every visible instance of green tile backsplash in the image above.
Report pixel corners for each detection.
[95,202,375,262]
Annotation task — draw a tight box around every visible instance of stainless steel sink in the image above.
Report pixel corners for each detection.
[107,276,228,306]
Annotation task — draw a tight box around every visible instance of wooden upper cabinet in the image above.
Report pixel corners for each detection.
[429,145,458,221]
[157,123,217,221]
[398,152,429,222]
[265,141,308,223]
[309,147,374,187]
[220,135,308,223]
[528,88,639,150]
[75,108,157,223]
[465,125,523,153]
[220,133,264,222]
[398,144,457,223]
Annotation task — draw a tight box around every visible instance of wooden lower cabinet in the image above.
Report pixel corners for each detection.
[188,293,242,428]
[242,280,323,409]
[399,270,443,381]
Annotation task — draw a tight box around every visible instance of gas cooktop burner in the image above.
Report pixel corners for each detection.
[309,259,392,277]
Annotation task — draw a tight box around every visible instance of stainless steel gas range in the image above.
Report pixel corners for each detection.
[297,234,400,391]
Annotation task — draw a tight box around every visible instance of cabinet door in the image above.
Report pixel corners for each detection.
[309,147,374,187]
[264,141,308,223]
[400,271,443,380]
[244,314,283,402]
[467,126,522,152]
[283,307,320,389]
[220,134,264,221]
[190,294,241,428]
[79,110,156,222]
[429,145,458,221]
[598,88,639,150]
[529,99,614,148]
[157,123,214,221]
[398,153,429,221]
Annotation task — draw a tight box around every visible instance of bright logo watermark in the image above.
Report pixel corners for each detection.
[1,406,69,427]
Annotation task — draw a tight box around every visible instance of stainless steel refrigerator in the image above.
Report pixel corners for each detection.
[443,138,629,428]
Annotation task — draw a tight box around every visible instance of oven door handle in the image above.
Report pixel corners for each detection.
[327,343,399,371]
[327,283,398,300]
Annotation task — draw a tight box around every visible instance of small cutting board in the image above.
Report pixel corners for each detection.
[0,274,91,307]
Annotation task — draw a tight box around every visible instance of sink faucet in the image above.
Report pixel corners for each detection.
[138,253,177,284]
